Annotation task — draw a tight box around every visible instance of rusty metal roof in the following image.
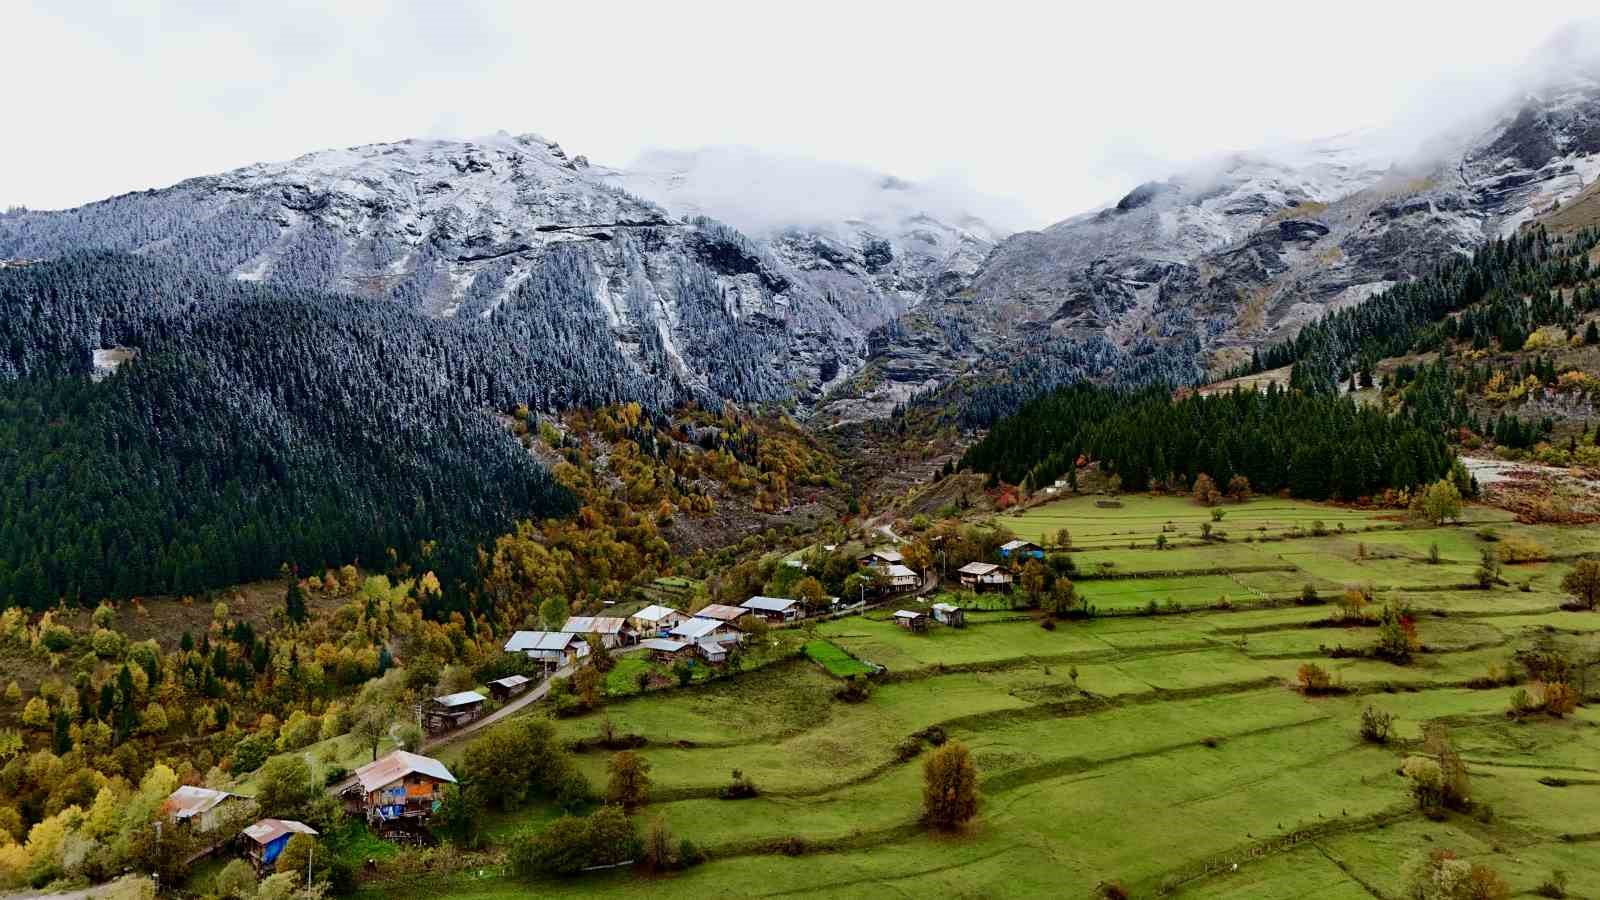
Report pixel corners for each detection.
[241,818,317,845]
[694,604,747,622]
[354,750,457,794]
[164,785,237,821]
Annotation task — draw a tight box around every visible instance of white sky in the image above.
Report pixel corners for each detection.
[4,1,1596,229]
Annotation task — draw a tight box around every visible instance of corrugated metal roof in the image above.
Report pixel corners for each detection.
[893,610,925,619]
[885,564,918,578]
[695,604,747,622]
[241,818,317,845]
[561,616,628,634]
[504,630,578,653]
[862,548,903,562]
[632,604,680,622]
[638,638,688,652]
[1000,540,1037,550]
[165,785,236,820]
[958,562,1000,575]
[696,640,727,657]
[932,603,959,613]
[741,595,798,612]
[354,750,457,794]
[670,618,721,640]
[432,690,485,708]
[489,675,530,689]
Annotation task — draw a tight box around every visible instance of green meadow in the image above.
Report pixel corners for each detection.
[361,502,1599,899]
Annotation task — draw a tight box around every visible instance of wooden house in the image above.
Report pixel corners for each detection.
[629,604,684,636]
[931,603,967,627]
[163,785,246,834]
[884,564,920,592]
[424,690,486,734]
[487,674,532,701]
[957,562,1013,592]
[346,750,457,828]
[998,539,1044,561]
[740,595,804,623]
[240,818,316,872]
[672,615,741,646]
[639,637,691,662]
[695,640,729,665]
[858,548,903,570]
[893,610,929,632]
[560,616,635,648]
[504,630,586,672]
[692,603,748,624]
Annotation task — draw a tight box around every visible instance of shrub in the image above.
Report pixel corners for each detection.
[606,751,651,809]
[1298,584,1322,606]
[1404,849,1508,900]
[1559,558,1600,610]
[1535,870,1569,898]
[510,806,639,878]
[213,859,257,898]
[1538,681,1578,717]
[1192,473,1221,506]
[1296,663,1341,695]
[1497,536,1549,563]
[719,769,759,800]
[1359,706,1394,744]
[922,741,978,830]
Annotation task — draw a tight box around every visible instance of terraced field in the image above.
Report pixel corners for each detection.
[362,508,1600,898]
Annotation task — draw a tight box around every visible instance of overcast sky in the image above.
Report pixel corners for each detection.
[5,1,1597,228]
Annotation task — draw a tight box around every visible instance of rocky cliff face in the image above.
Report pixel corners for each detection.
[0,134,1001,411]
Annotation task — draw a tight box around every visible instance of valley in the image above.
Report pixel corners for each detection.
[4,19,1600,900]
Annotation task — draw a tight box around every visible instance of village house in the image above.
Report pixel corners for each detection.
[629,604,685,635]
[857,547,903,569]
[893,610,929,632]
[958,561,1014,592]
[240,818,316,872]
[671,615,741,646]
[423,690,486,734]
[487,674,532,701]
[884,564,920,592]
[741,595,804,623]
[998,539,1044,561]
[692,603,748,624]
[695,640,728,665]
[638,637,691,663]
[346,750,457,828]
[931,602,967,628]
[503,630,587,672]
[560,616,635,648]
[163,785,247,834]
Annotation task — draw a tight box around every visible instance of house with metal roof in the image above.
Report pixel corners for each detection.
[638,637,691,662]
[488,674,532,701]
[931,602,967,627]
[241,818,316,871]
[560,615,635,648]
[629,604,685,635]
[741,595,804,622]
[957,561,1014,592]
[163,785,247,833]
[692,603,748,623]
[424,690,487,734]
[504,630,587,671]
[858,547,904,569]
[671,615,741,645]
[893,610,929,632]
[884,564,920,591]
[346,750,457,828]
[696,640,729,665]
[999,539,1044,560]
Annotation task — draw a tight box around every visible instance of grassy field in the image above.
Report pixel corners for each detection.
[804,639,876,678]
[354,502,1599,899]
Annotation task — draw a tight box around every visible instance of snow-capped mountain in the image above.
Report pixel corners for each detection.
[0,133,1001,410]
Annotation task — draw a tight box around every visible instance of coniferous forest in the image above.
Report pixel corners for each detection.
[961,383,1454,500]
[0,252,655,607]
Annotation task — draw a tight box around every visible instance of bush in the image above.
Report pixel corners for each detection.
[1298,584,1322,606]
[1535,870,1569,898]
[213,859,257,898]
[606,751,651,809]
[1359,706,1394,744]
[1538,681,1578,717]
[719,768,759,800]
[922,741,978,830]
[510,805,639,878]
[1296,662,1341,695]
[1497,536,1549,563]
